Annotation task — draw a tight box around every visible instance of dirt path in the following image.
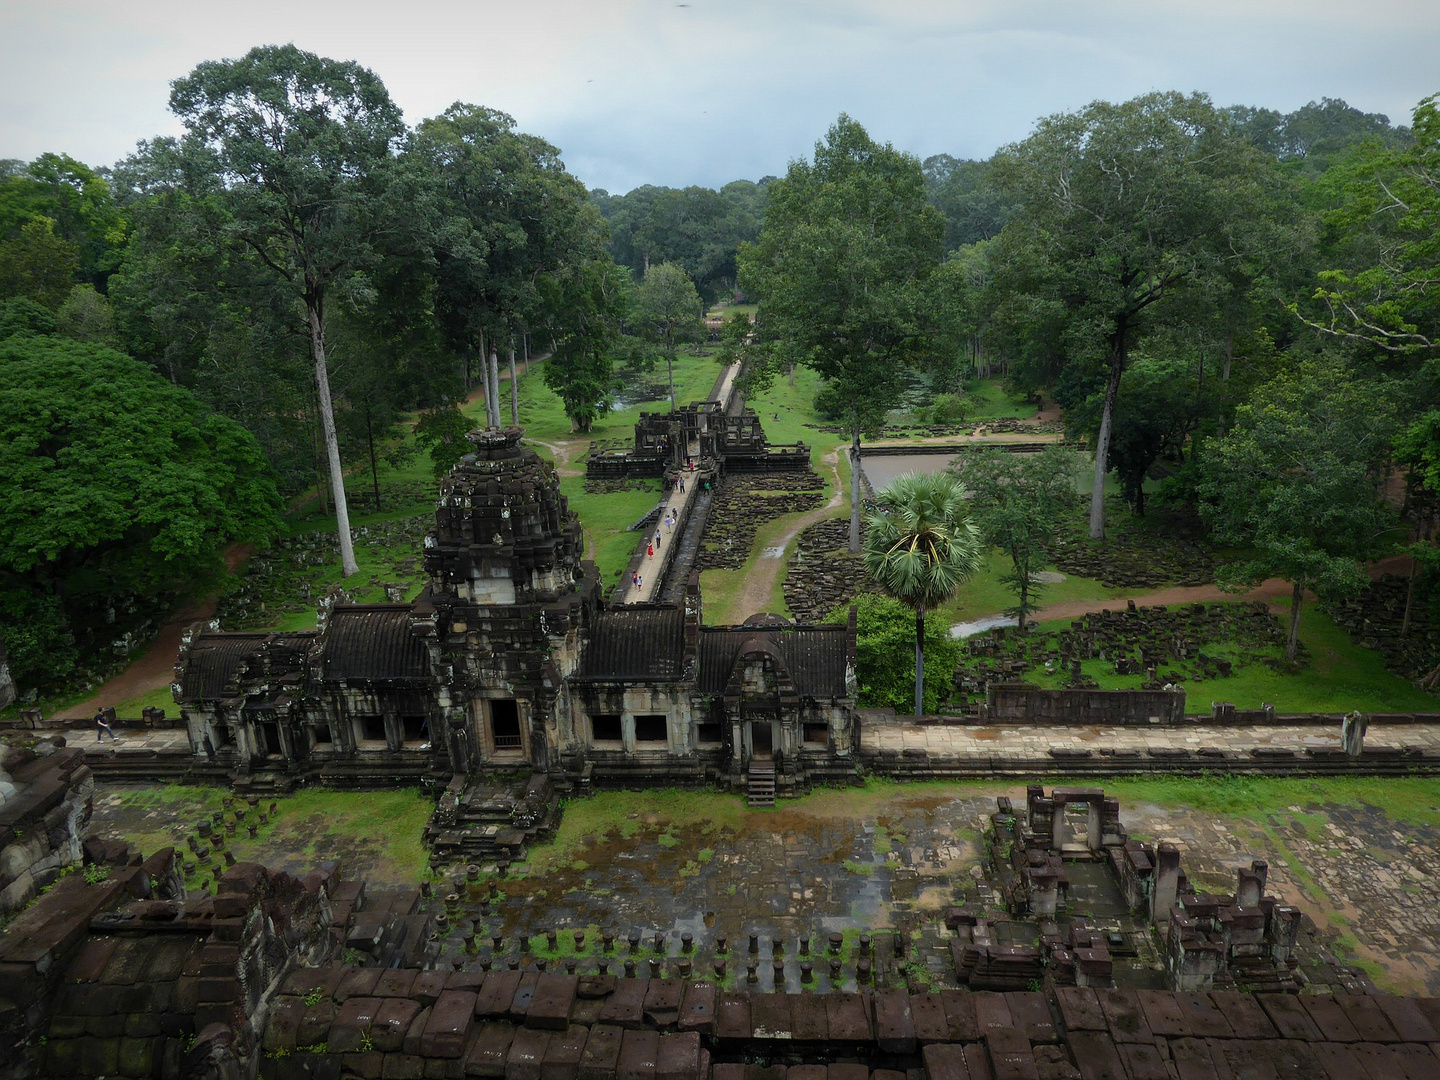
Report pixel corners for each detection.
[1008,552,1416,626]
[719,446,847,624]
[56,544,255,719]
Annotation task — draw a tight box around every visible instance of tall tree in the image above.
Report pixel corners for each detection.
[169,44,408,577]
[414,103,595,424]
[862,472,982,716]
[950,446,1076,628]
[741,114,945,552]
[1198,360,1395,662]
[991,92,1279,539]
[635,261,704,411]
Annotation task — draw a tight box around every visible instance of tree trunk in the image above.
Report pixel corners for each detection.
[1402,553,1417,636]
[365,402,381,512]
[489,349,502,429]
[667,351,676,414]
[1016,551,1030,630]
[478,330,495,428]
[307,300,359,577]
[509,347,519,428]
[915,607,925,718]
[311,401,329,517]
[789,362,795,388]
[1286,579,1304,663]
[849,429,862,554]
[1089,332,1126,540]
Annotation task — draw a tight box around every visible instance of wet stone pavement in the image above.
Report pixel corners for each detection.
[89,781,1440,995]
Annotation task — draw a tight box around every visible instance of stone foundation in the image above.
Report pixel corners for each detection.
[0,738,94,914]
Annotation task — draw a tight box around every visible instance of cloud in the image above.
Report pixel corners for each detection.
[1,0,1435,190]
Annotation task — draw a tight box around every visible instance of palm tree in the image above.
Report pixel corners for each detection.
[862,472,982,716]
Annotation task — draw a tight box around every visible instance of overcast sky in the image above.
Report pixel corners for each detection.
[3,0,1437,193]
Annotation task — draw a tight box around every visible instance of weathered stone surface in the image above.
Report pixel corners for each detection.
[1097,989,1150,1044]
[615,1028,658,1080]
[330,997,384,1054]
[750,993,793,1040]
[373,998,422,1053]
[477,972,523,1018]
[986,1028,1040,1080]
[872,989,915,1054]
[1064,1031,1125,1080]
[1208,992,1276,1040]
[921,1043,971,1080]
[1055,989,1106,1033]
[909,993,949,1043]
[641,979,682,1029]
[599,979,647,1029]
[578,1023,623,1080]
[1257,994,1323,1041]
[715,995,750,1040]
[466,1020,517,1078]
[507,1024,552,1080]
[677,982,714,1035]
[656,1031,699,1080]
[1299,995,1361,1042]
[530,974,578,1031]
[824,994,870,1043]
[422,989,477,1058]
[940,990,980,1041]
[540,1024,590,1080]
[1004,992,1055,1043]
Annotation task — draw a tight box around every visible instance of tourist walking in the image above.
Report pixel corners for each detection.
[95,709,118,743]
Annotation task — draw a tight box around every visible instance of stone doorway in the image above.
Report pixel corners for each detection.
[750,719,773,760]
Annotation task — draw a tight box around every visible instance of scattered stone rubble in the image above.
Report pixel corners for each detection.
[1327,573,1440,691]
[0,736,93,914]
[697,474,826,573]
[782,520,880,624]
[955,602,1293,701]
[1041,508,1215,589]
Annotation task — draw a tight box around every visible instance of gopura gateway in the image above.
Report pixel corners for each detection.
[173,429,861,825]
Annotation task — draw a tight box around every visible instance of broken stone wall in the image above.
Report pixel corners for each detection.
[0,739,93,915]
[983,685,1187,725]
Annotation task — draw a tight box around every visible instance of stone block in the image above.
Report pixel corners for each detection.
[940,990,980,1041]
[616,1028,658,1080]
[376,969,419,999]
[1208,991,1276,1040]
[1004,992,1055,1043]
[540,1024,590,1080]
[873,989,916,1054]
[466,1021,517,1078]
[974,991,1014,1034]
[677,982,715,1035]
[1175,993,1232,1039]
[907,993,948,1044]
[117,1035,158,1078]
[1063,1031,1124,1080]
[1055,988,1106,1034]
[337,966,385,1002]
[413,970,450,1004]
[641,979,682,1029]
[67,936,119,982]
[509,972,539,1020]
[1308,1042,1370,1080]
[402,1006,431,1056]
[1096,990,1149,1044]
[599,978,647,1029]
[1333,995,1399,1042]
[786,1067,827,1080]
[342,1052,385,1079]
[301,1000,339,1047]
[921,1043,971,1080]
[530,974,578,1031]
[330,997,384,1054]
[751,993,793,1040]
[1299,995,1360,1042]
[423,989,478,1058]
[578,1023,623,1080]
[960,1044,992,1080]
[477,972,523,1018]
[1373,996,1439,1042]
[789,994,827,1041]
[264,996,306,1052]
[373,999,423,1053]
[1114,1043,1167,1080]
[507,1025,552,1080]
[656,1031,699,1080]
[715,994,749,1040]
[986,1028,1039,1080]
[1257,994,1323,1041]
[824,993,871,1042]
[826,1066,868,1080]
[382,1053,426,1079]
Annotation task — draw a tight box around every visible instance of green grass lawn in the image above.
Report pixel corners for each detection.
[934,549,1148,626]
[966,377,1040,420]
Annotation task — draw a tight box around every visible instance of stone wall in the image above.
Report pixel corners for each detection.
[982,684,1187,725]
[0,737,94,914]
[0,641,14,711]
[696,473,825,573]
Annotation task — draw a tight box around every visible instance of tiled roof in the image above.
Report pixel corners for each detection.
[574,606,686,681]
[321,606,429,683]
[697,625,850,698]
[179,634,269,700]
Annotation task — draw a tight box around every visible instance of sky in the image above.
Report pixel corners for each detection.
[2,0,1437,193]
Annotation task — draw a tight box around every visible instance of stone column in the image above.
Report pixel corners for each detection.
[1151,842,1181,925]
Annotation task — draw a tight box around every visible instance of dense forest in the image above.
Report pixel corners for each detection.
[1,41,1436,698]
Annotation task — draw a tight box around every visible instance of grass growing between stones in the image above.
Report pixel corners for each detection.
[1101,775,1440,826]
[93,784,434,888]
[1016,598,1438,714]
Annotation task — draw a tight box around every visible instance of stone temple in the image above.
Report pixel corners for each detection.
[172,429,860,852]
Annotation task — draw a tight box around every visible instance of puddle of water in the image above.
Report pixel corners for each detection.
[949,614,1018,638]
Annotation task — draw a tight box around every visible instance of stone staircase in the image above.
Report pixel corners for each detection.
[424,771,559,865]
[746,761,776,808]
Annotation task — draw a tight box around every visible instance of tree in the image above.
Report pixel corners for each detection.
[414,103,597,426]
[170,44,408,577]
[539,251,631,432]
[862,472,982,716]
[635,262,704,411]
[0,217,79,309]
[991,92,1279,539]
[1198,360,1395,662]
[0,336,281,693]
[829,593,963,715]
[0,152,128,291]
[741,114,946,552]
[950,447,1076,628]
